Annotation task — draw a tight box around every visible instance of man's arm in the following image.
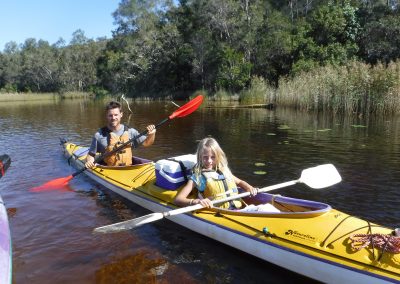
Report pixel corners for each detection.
[142,124,156,147]
[85,136,98,168]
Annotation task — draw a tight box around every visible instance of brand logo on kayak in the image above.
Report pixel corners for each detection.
[285,230,316,241]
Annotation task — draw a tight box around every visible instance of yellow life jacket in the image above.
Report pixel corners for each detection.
[103,126,132,166]
[201,171,242,209]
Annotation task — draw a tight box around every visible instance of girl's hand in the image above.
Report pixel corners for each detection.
[249,187,258,197]
[192,198,213,208]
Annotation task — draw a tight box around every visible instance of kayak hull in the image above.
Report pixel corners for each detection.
[63,142,400,284]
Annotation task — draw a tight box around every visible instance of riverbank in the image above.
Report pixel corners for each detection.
[2,60,400,116]
[0,92,92,102]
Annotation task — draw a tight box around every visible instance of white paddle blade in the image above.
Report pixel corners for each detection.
[93,212,164,234]
[299,164,341,189]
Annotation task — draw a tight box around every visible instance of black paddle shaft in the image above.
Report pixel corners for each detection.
[72,118,170,177]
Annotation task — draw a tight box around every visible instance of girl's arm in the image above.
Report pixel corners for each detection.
[174,179,213,208]
[174,180,196,206]
[233,175,258,196]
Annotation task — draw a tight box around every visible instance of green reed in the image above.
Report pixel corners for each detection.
[0,92,58,101]
[212,89,235,101]
[276,61,400,115]
[0,92,92,101]
[240,76,275,105]
[61,91,93,99]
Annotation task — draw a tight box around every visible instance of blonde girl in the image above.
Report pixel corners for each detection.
[174,137,258,209]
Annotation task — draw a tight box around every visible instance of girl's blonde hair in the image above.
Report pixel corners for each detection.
[193,138,233,178]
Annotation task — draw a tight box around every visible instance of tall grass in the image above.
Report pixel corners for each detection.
[0,92,92,101]
[276,61,400,115]
[239,76,275,104]
[61,91,93,99]
[212,89,237,101]
[0,92,57,102]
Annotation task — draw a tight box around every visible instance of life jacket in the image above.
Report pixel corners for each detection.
[102,125,133,166]
[201,171,242,209]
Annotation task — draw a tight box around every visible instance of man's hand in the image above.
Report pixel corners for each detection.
[143,124,156,146]
[147,124,156,135]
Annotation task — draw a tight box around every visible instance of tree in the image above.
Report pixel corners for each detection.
[359,14,400,63]
[253,9,293,85]
[60,30,106,92]
[356,2,400,63]
[216,46,252,91]
[291,2,360,73]
[19,38,60,92]
[0,42,21,91]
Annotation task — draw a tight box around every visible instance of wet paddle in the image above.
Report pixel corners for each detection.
[32,95,204,191]
[93,164,341,234]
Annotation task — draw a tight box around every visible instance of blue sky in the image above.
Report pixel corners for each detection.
[0,0,120,51]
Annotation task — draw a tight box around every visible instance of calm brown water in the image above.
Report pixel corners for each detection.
[0,98,399,283]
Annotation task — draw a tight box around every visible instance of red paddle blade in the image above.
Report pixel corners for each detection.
[30,175,73,192]
[169,95,204,119]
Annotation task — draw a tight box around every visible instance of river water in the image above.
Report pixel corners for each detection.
[0,98,399,283]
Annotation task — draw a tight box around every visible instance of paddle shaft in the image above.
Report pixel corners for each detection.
[93,179,300,233]
[72,118,170,178]
[163,179,298,217]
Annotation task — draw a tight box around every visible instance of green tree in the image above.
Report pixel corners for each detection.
[0,41,21,91]
[253,9,293,85]
[292,2,360,74]
[60,30,106,92]
[19,39,59,92]
[356,3,400,63]
[359,14,400,63]
[216,46,252,91]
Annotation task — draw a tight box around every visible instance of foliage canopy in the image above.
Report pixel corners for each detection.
[1,0,400,98]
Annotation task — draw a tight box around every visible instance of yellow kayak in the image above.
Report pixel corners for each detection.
[62,142,400,283]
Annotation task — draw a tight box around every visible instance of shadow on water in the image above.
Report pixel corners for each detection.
[0,99,398,283]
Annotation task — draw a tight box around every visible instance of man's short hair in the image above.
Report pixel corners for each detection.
[105,101,122,112]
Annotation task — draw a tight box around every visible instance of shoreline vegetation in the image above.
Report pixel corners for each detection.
[0,91,93,102]
[2,2,400,116]
[2,61,400,115]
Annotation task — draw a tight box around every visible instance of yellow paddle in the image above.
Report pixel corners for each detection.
[93,164,341,234]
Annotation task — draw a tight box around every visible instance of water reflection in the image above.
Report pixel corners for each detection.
[0,99,398,283]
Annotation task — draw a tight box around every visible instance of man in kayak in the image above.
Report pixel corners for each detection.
[85,101,156,168]
[174,137,279,212]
